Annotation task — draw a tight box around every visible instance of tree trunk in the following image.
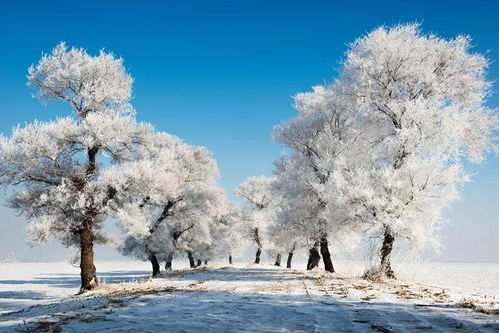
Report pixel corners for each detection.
[306,247,320,270]
[228,254,233,264]
[320,237,335,273]
[254,248,262,264]
[253,227,262,264]
[274,253,282,266]
[380,227,396,279]
[286,252,293,269]
[79,220,97,291]
[197,259,202,267]
[165,253,173,271]
[286,242,296,269]
[149,253,160,277]
[79,146,100,292]
[187,251,195,268]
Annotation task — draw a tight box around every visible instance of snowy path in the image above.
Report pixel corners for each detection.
[0,265,497,332]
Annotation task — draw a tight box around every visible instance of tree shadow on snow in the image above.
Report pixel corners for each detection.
[0,276,81,288]
[0,290,46,300]
[0,270,150,290]
[0,290,48,314]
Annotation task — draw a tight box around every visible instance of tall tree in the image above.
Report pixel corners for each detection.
[273,83,359,273]
[325,24,497,278]
[0,43,152,291]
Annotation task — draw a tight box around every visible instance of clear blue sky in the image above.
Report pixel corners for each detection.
[0,0,497,262]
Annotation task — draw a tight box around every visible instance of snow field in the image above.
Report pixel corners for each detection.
[0,262,497,332]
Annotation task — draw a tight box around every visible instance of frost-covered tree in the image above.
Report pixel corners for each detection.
[270,158,313,269]
[272,154,327,270]
[0,43,152,290]
[184,204,245,267]
[2,252,18,263]
[211,202,248,264]
[107,132,227,275]
[325,24,497,278]
[235,176,277,264]
[177,206,230,268]
[273,83,360,273]
[273,24,496,278]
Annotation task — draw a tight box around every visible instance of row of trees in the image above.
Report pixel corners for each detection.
[237,24,497,279]
[0,24,496,291]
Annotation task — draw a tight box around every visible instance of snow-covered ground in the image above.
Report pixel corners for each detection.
[0,261,153,314]
[0,261,497,332]
[323,260,499,295]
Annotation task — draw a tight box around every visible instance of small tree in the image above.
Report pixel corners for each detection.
[0,43,152,291]
[3,252,18,263]
[211,203,248,264]
[272,155,319,270]
[236,176,277,264]
[268,200,305,269]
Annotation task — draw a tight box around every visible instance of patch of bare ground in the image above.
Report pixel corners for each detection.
[457,298,499,315]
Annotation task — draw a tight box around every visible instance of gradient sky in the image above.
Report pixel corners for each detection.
[0,0,497,262]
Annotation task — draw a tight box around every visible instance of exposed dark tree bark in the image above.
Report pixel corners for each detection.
[149,253,160,277]
[148,201,174,236]
[197,259,202,267]
[286,252,293,269]
[274,253,282,266]
[187,251,195,268]
[380,226,396,279]
[254,227,262,264]
[377,143,404,279]
[255,248,262,264]
[80,219,97,291]
[165,253,173,271]
[79,146,99,292]
[306,247,321,270]
[320,237,335,273]
[142,201,176,275]
[228,254,233,264]
[286,242,296,269]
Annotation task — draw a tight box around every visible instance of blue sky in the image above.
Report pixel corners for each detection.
[0,0,497,262]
